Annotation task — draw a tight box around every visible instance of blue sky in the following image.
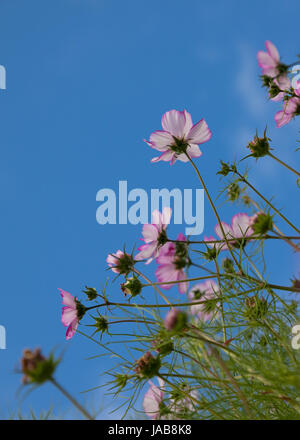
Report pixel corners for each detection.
[0,0,299,419]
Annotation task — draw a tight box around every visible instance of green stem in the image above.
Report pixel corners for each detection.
[50,377,93,420]
[157,373,224,419]
[209,346,254,419]
[133,268,171,305]
[236,171,300,234]
[214,258,226,343]
[169,235,300,245]
[268,152,300,179]
[186,153,243,272]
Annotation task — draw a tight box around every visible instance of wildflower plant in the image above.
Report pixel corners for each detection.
[23,40,300,420]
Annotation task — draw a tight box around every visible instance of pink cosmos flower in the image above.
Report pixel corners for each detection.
[155,233,189,294]
[188,280,220,322]
[106,250,125,273]
[257,41,283,78]
[59,289,79,340]
[143,377,165,420]
[275,86,300,128]
[135,208,172,264]
[106,250,134,275]
[146,109,212,165]
[204,213,254,251]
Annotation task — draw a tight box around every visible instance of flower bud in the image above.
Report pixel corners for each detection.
[227,182,241,201]
[134,351,161,379]
[152,338,174,356]
[221,258,235,274]
[250,212,273,235]
[83,286,98,301]
[217,161,231,176]
[202,246,218,261]
[164,308,187,333]
[247,133,270,158]
[244,296,268,321]
[121,277,142,297]
[91,314,109,337]
[21,348,59,385]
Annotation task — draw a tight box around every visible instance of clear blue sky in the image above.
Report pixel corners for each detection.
[0,0,299,419]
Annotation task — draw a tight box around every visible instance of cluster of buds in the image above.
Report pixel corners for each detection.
[244,296,268,321]
[121,277,142,297]
[164,308,188,333]
[134,352,161,379]
[21,348,58,385]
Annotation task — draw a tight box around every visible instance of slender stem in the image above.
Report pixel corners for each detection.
[262,320,297,365]
[268,152,300,178]
[214,258,227,343]
[144,274,300,293]
[236,171,300,234]
[242,249,290,310]
[108,319,156,325]
[157,373,224,419]
[174,349,217,376]
[85,277,300,312]
[142,274,217,286]
[186,153,243,272]
[169,235,300,244]
[133,268,171,305]
[174,348,239,417]
[86,286,266,311]
[50,377,93,420]
[209,346,254,419]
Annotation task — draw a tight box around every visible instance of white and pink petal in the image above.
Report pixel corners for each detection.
[187,119,212,144]
[161,110,187,138]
